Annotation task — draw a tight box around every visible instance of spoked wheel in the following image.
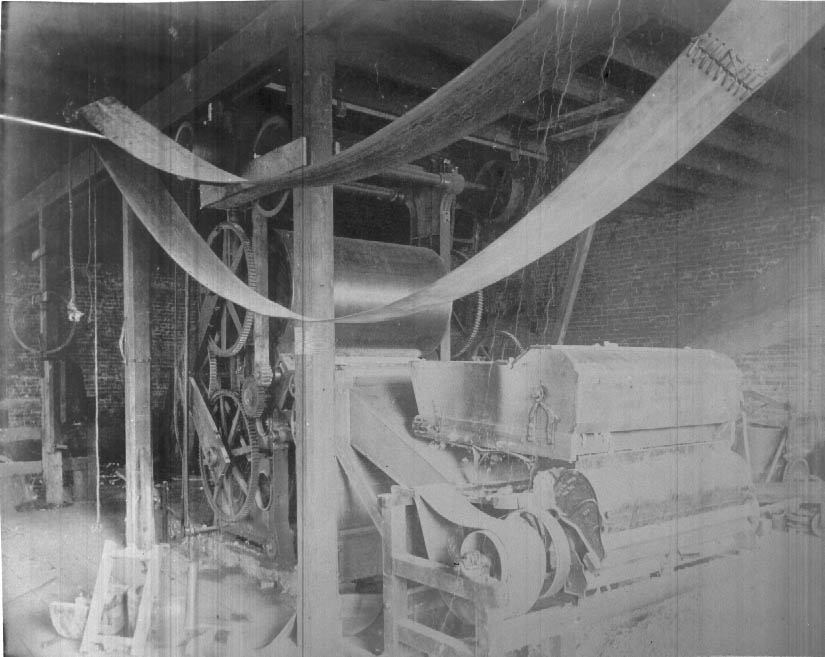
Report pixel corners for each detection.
[199,390,261,522]
[252,116,292,218]
[10,290,78,356]
[201,220,256,357]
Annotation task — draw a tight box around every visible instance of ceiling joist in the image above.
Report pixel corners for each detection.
[5,1,360,234]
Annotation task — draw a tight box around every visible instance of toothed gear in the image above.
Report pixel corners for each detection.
[203,220,257,358]
[207,352,219,399]
[241,375,272,419]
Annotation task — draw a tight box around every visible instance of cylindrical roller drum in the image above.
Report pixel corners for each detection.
[270,230,450,356]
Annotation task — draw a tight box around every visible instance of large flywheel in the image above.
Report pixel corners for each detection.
[201,219,257,357]
[199,389,261,522]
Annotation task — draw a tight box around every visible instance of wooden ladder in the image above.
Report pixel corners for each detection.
[80,540,164,655]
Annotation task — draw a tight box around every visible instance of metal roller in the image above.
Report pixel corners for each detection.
[270,230,451,356]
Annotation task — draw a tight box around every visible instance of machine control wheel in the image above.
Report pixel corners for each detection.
[199,390,261,522]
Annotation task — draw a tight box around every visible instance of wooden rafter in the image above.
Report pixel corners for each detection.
[530,97,627,132]
[5,1,359,236]
[609,37,825,157]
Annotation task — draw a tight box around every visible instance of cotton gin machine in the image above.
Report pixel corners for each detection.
[187,216,757,655]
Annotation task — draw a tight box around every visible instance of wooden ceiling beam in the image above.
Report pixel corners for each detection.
[560,51,792,171]
[651,164,742,199]
[276,73,549,159]
[352,1,652,118]
[555,109,769,198]
[5,2,360,235]
[609,38,825,156]
[531,97,627,132]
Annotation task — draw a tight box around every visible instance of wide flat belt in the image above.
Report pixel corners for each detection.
[90,1,825,325]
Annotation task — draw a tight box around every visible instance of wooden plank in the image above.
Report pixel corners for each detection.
[382,497,410,656]
[549,111,628,142]
[552,224,595,344]
[290,22,341,655]
[0,426,41,443]
[122,200,155,549]
[531,97,627,132]
[80,539,116,654]
[130,544,160,657]
[39,208,63,505]
[396,619,475,657]
[271,444,296,565]
[0,460,43,476]
[0,455,96,477]
[393,552,498,606]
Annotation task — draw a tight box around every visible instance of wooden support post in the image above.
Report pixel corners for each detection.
[439,193,453,362]
[122,200,155,549]
[381,491,410,656]
[290,17,341,654]
[551,224,595,345]
[0,214,7,428]
[38,208,63,505]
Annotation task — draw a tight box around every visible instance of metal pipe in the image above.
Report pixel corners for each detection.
[335,182,405,203]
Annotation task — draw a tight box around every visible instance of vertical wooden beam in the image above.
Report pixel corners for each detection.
[551,225,595,345]
[252,208,295,563]
[290,10,341,654]
[0,215,7,428]
[122,199,155,549]
[39,208,63,505]
[381,491,409,655]
[439,196,453,361]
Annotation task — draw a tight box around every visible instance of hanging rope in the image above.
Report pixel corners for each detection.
[66,139,84,323]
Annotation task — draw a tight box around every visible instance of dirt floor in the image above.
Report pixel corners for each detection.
[2,484,824,657]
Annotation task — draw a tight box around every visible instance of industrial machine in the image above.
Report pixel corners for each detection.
[188,237,758,650]
[181,117,758,655]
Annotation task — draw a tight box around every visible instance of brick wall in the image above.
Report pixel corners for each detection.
[488,178,825,415]
[3,217,183,463]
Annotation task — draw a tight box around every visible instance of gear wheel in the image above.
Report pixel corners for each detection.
[199,389,261,522]
[203,219,257,358]
[241,375,272,419]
